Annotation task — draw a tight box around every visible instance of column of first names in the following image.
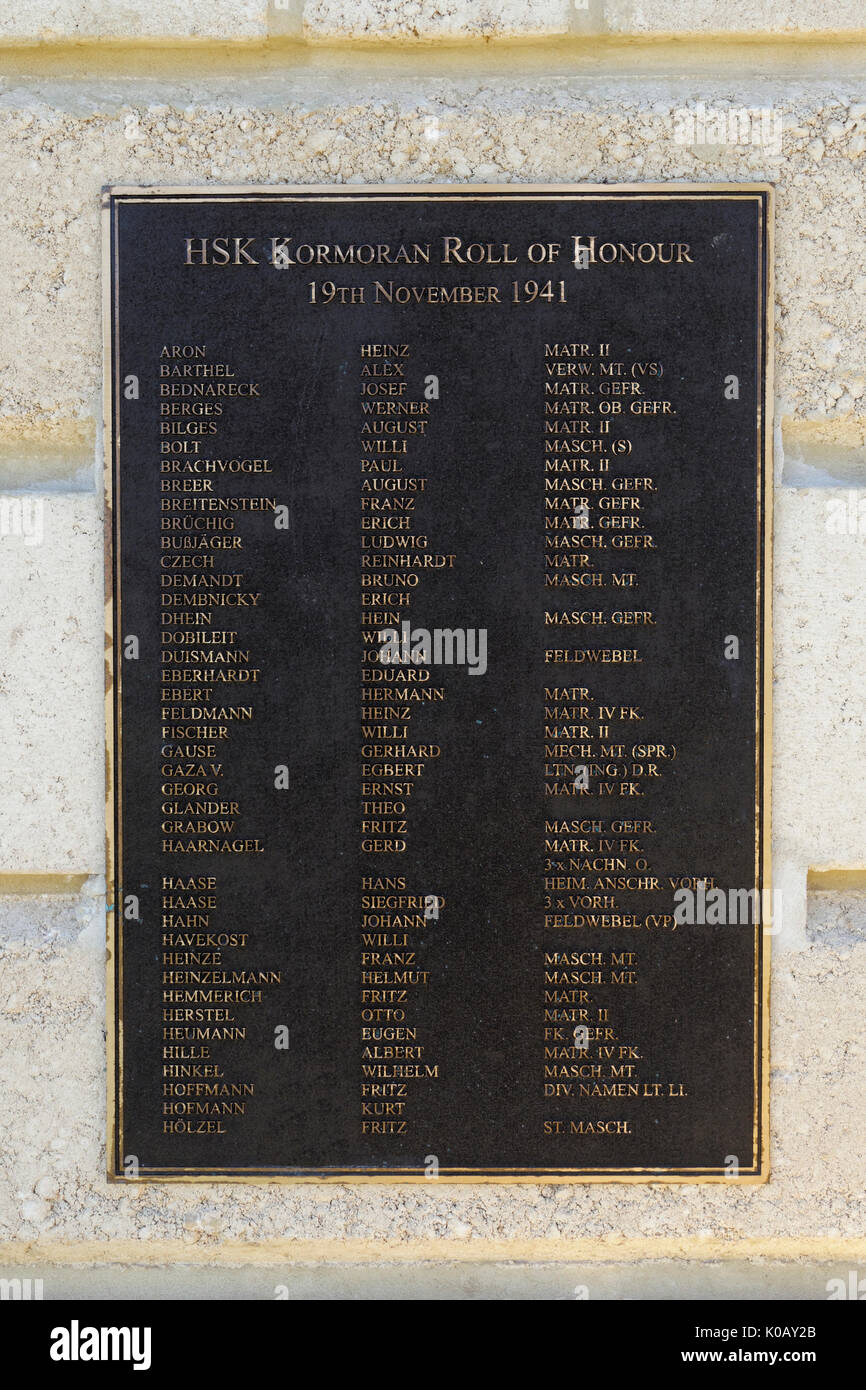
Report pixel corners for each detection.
[358,342,445,1141]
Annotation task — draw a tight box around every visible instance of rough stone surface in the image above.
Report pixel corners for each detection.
[609,2,866,37]
[807,889,866,951]
[303,1,572,41]
[0,494,103,875]
[2,2,865,44]
[302,2,866,42]
[773,489,866,947]
[0,3,268,42]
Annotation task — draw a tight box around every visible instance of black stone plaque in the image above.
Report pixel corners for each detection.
[105,185,771,1181]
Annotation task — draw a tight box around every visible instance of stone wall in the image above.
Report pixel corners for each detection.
[0,2,864,1298]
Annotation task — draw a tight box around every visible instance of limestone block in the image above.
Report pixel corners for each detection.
[0,2,268,42]
[0,493,103,873]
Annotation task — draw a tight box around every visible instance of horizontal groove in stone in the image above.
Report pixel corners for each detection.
[0,873,89,895]
[808,869,866,889]
[0,36,865,82]
[781,420,866,487]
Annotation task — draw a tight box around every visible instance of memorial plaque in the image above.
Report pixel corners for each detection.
[105,184,772,1181]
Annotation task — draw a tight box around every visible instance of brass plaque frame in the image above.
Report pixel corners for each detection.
[104,184,772,1183]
